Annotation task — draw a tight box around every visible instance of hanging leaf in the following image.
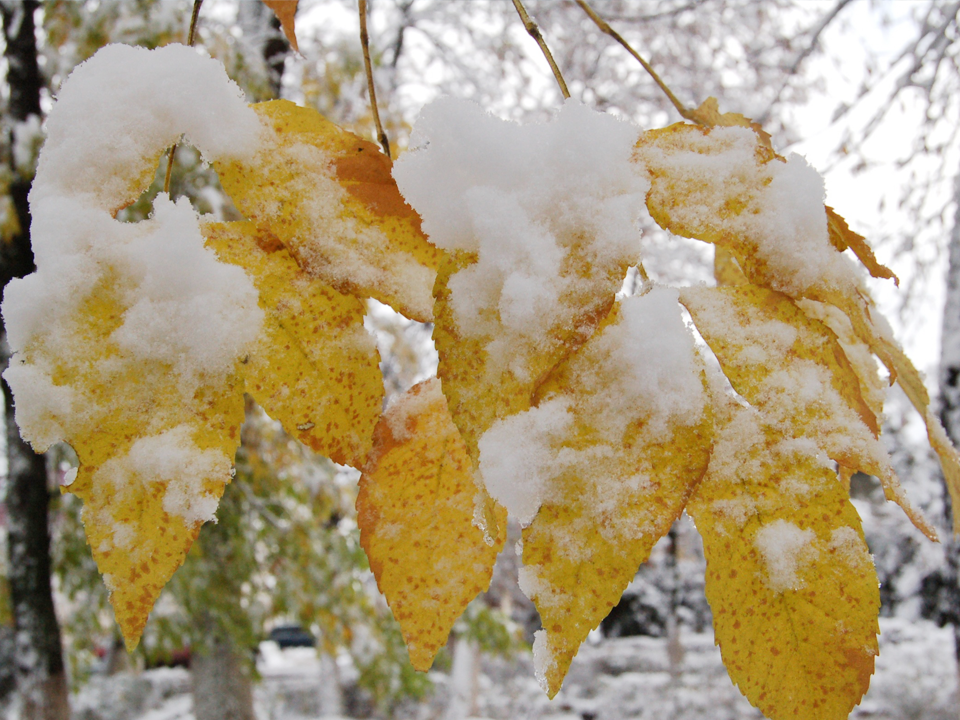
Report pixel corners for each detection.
[4,268,249,647]
[685,96,773,149]
[216,99,442,322]
[796,298,887,427]
[203,221,383,468]
[432,245,626,468]
[479,290,712,696]
[689,402,879,720]
[635,121,862,303]
[826,206,898,285]
[393,99,645,472]
[357,379,506,670]
[261,1,299,52]
[815,287,959,535]
[680,284,936,540]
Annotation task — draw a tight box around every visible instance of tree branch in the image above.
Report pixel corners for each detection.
[165,0,204,195]
[359,0,392,159]
[755,0,855,125]
[511,0,570,99]
[575,0,692,120]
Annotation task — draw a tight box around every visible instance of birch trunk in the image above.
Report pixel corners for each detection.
[936,171,960,710]
[0,3,70,719]
[191,619,257,720]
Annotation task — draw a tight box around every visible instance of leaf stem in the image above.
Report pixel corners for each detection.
[164,0,204,195]
[359,0,392,160]
[187,0,203,47]
[511,0,570,100]
[575,0,693,121]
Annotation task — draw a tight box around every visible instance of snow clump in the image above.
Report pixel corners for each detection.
[393,97,649,381]
[479,288,705,526]
[1,44,265,522]
[636,125,862,298]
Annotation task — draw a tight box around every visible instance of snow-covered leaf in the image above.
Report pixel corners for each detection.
[216,99,441,322]
[0,44,267,648]
[395,99,644,472]
[491,291,711,696]
[685,96,772,149]
[635,121,857,300]
[681,284,935,540]
[689,402,879,720]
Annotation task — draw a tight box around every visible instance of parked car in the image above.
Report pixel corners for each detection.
[267,624,315,649]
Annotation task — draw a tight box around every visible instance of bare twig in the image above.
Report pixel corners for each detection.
[389,0,414,69]
[359,0,391,159]
[187,0,203,46]
[756,0,855,125]
[164,0,203,195]
[511,0,570,99]
[575,0,692,120]
[600,2,699,23]
[821,0,960,171]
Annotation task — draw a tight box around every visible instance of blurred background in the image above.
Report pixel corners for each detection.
[0,1,958,719]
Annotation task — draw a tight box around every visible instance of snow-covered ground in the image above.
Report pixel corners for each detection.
[63,617,957,720]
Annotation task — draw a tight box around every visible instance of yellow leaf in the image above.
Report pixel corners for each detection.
[203,221,383,468]
[432,253,542,467]
[826,206,898,285]
[9,276,245,648]
[496,292,712,696]
[796,298,887,429]
[688,403,879,720]
[681,284,937,540]
[681,284,878,436]
[685,96,773,149]
[261,1,299,53]
[356,379,506,670]
[216,100,442,322]
[433,240,626,470]
[0,44,268,651]
[815,288,952,537]
[714,246,747,286]
[635,122,862,303]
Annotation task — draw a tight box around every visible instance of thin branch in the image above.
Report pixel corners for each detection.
[390,0,415,69]
[164,0,203,195]
[187,0,202,46]
[830,1,959,131]
[511,0,570,99]
[162,139,177,196]
[359,0,391,159]
[755,0,854,125]
[604,3,699,23]
[575,0,692,120]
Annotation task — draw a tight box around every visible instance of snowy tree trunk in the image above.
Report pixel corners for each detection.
[190,619,257,720]
[444,636,479,720]
[665,524,685,679]
[0,3,70,719]
[936,170,960,702]
[317,651,344,717]
[237,0,289,101]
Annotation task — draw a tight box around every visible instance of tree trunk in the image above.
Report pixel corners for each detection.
[936,170,960,707]
[317,651,344,717]
[191,613,257,720]
[237,0,289,101]
[0,3,70,719]
[444,636,479,720]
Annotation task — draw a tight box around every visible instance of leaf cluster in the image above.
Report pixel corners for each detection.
[4,9,960,720]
